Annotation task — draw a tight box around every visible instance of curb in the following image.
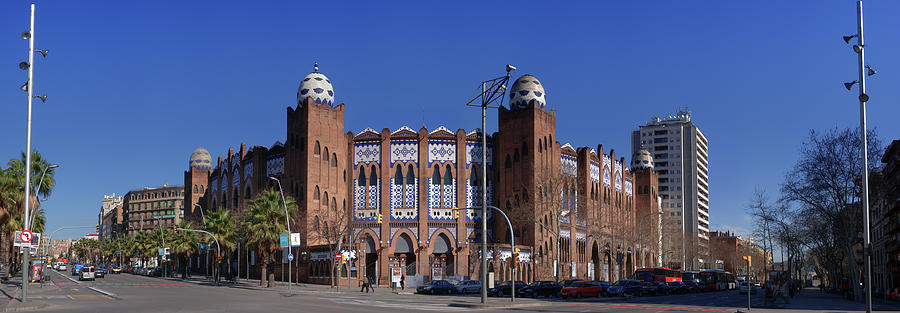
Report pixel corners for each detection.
[3,301,48,312]
[448,301,548,309]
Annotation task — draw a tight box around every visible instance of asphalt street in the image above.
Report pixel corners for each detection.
[20,271,771,313]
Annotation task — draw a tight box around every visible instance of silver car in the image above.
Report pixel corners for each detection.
[456,280,482,294]
[80,266,96,281]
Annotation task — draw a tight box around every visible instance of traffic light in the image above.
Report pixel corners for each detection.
[95,225,99,232]
[377,213,383,224]
[453,209,460,219]
[742,255,751,263]
[173,227,178,234]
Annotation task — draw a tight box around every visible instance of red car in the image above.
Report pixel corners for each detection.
[560,281,608,299]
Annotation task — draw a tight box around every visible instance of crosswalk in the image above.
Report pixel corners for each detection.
[323,294,469,311]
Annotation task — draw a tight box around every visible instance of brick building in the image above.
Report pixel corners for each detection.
[189,66,660,286]
[872,139,900,293]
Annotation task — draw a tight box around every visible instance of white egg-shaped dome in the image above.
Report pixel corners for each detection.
[297,64,334,105]
[189,147,212,170]
[508,74,546,109]
[631,149,654,170]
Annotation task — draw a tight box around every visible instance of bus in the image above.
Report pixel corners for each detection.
[634,267,682,283]
[682,271,699,283]
[699,269,736,291]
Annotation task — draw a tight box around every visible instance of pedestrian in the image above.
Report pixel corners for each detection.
[360,275,368,293]
[400,275,405,290]
[369,275,376,293]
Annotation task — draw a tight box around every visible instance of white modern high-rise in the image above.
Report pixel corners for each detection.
[631,109,709,271]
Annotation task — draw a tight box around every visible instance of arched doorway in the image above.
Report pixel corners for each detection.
[364,235,377,284]
[590,243,600,281]
[431,233,453,280]
[603,249,612,282]
[394,233,416,276]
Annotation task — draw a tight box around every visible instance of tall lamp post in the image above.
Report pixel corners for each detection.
[19,4,50,302]
[269,177,292,291]
[29,164,58,228]
[466,65,515,303]
[843,2,875,312]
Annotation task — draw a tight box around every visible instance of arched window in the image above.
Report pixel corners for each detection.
[314,141,321,156]
[332,153,337,167]
[323,192,329,207]
[245,187,251,199]
[193,185,198,193]
[233,188,238,208]
[406,164,415,185]
[444,164,453,185]
[331,197,336,211]
[358,168,366,186]
[369,166,378,186]
[314,186,320,200]
[432,167,441,182]
[314,216,320,231]
[394,166,403,185]
[538,139,542,153]
[469,168,478,186]
[505,155,511,169]
[548,134,552,146]
[342,199,346,211]
[514,149,520,162]
[521,142,528,159]
[323,147,329,161]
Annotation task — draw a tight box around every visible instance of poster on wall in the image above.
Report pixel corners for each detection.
[432,267,444,281]
[391,267,402,283]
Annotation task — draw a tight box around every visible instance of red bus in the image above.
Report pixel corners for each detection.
[699,269,736,291]
[634,267,682,283]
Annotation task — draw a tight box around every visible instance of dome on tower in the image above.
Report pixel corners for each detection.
[508,74,546,109]
[297,62,335,106]
[631,149,654,170]
[189,147,212,170]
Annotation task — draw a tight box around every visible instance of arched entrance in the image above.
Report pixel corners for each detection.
[603,249,612,282]
[590,243,600,281]
[431,233,453,280]
[364,235,377,283]
[394,233,416,276]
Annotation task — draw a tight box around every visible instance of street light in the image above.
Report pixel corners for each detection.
[844,2,874,312]
[29,164,58,228]
[268,176,292,290]
[193,203,205,222]
[465,65,514,303]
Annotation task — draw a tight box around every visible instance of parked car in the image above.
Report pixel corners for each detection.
[416,280,456,294]
[95,267,107,278]
[518,281,562,298]
[640,282,661,296]
[79,266,96,281]
[57,263,67,271]
[683,280,702,293]
[561,278,585,287]
[739,282,757,294]
[653,282,671,295]
[71,264,84,276]
[488,281,526,297]
[111,266,122,274]
[148,268,162,277]
[560,281,607,299]
[667,281,688,294]
[606,280,643,297]
[455,280,482,294]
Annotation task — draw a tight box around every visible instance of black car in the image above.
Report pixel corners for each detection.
[640,282,660,296]
[416,280,456,294]
[652,282,670,295]
[606,280,643,297]
[683,280,702,293]
[488,281,526,297]
[667,281,688,294]
[518,281,562,298]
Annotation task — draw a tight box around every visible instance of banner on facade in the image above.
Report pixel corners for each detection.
[432,267,443,281]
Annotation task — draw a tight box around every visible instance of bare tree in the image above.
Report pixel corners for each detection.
[530,170,575,282]
[780,127,882,301]
[309,198,352,288]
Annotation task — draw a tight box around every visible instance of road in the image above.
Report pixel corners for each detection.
[25,271,764,313]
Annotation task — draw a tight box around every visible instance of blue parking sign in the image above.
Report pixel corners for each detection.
[279,234,290,248]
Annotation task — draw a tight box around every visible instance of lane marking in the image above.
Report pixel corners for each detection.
[566,303,731,312]
[87,286,117,298]
[52,269,80,284]
[66,295,74,300]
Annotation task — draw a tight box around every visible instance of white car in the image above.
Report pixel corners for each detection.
[58,264,67,271]
[80,266,96,281]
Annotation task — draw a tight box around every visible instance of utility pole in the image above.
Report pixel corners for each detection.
[854,2,872,312]
[21,4,36,302]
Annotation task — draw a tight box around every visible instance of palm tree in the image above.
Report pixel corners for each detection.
[152,227,173,273]
[203,208,237,281]
[171,221,198,278]
[243,189,296,287]
[0,151,56,277]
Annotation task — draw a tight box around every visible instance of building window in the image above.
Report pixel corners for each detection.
[323,147,329,161]
[444,164,453,185]
[394,166,403,185]
[369,166,378,186]
[358,168,366,187]
[314,186,320,200]
[332,153,337,167]
[314,141,321,156]
[331,197,336,211]
[406,164,415,185]
[323,192,329,207]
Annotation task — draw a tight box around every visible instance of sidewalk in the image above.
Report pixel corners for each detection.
[750,288,900,313]
[0,274,53,312]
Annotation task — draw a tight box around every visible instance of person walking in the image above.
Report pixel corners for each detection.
[360,275,368,293]
[368,275,376,293]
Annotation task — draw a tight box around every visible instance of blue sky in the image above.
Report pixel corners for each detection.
[1,1,898,240]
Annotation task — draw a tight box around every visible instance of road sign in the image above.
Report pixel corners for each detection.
[158,248,165,255]
[19,230,33,243]
[279,234,290,248]
[288,253,294,261]
[290,233,301,247]
[199,242,207,251]
[334,253,342,261]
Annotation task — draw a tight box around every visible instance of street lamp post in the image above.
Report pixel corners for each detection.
[269,177,292,291]
[28,164,58,229]
[193,203,205,222]
[843,2,874,311]
[637,211,663,268]
[153,216,166,278]
[466,65,514,303]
